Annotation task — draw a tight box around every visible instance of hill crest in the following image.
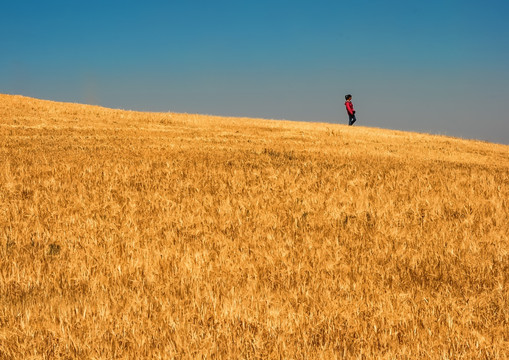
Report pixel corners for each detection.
[1,93,508,169]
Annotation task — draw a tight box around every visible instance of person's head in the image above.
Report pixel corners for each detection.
[345,94,352,101]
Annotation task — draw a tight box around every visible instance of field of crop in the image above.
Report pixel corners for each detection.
[1,94,508,359]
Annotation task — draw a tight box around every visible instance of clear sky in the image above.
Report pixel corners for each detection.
[2,0,508,144]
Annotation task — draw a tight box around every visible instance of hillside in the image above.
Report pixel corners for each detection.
[1,94,508,358]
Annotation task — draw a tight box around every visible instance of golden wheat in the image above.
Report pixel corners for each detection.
[1,94,508,359]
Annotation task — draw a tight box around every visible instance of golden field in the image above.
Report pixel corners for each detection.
[0,94,508,359]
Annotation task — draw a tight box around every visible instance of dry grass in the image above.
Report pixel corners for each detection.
[1,94,508,359]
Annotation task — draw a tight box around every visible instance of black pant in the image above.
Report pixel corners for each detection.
[348,113,356,126]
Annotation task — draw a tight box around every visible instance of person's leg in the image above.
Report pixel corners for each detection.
[349,114,356,125]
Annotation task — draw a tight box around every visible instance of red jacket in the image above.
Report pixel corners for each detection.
[345,100,355,115]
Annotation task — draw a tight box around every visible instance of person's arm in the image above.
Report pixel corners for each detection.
[346,102,354,115]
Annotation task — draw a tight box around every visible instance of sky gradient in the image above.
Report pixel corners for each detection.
[2,0,508,144]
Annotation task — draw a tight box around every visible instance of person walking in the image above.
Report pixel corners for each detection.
[345,94,356,126]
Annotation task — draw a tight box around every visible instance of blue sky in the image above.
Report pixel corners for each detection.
[2,0,508,144]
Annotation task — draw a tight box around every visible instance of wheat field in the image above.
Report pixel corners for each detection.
[1,94,508,359]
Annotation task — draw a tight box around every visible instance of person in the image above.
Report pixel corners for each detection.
[345,94,356,126]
